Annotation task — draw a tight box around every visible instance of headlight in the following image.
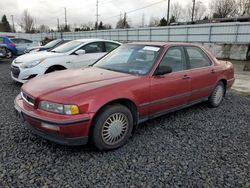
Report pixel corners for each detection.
[21,59,44,69]
[39,101,80,115]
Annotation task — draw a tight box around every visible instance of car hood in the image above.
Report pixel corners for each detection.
[22,67,136,100]
[14,51,65,64]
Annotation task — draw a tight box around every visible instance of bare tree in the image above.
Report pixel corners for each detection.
[116,13,130,29]
[236,0,250,16]
[20,9,35,33]
[194,1,207,20]
[187,1,207,21]
[39,24,50,33]
[149,16,160,27]
[170,2,183,21]
[210,0,237,18]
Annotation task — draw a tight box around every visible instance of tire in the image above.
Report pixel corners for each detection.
[208,81,225,108]
[92,104,133,150]
[6,49,13,58]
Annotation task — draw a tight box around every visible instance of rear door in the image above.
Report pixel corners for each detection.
[149,46,191,116]
[72,42,106,68]
[184,46,218,102]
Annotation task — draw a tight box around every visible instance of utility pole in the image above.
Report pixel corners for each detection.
[11,15,15,33]
[96,0,99,30]
[191,0,196,23]
[64,7,67,29]
[57,18,60,32]
[167,0,170,25]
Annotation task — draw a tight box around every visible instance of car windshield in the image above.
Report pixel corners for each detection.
[44,40,61,48]
[51,41,83,53]
[94,44,161,75]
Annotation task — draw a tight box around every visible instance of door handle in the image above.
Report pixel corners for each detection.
[66,61,71,64]
[211,69,216,74]
[182,75,190,80]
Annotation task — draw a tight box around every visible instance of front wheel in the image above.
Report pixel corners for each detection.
[92,104,133,150]
[208,81,225,108]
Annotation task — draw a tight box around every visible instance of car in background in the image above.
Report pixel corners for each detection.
[11,39,121,83]
[0,36,39,57]
[25,39,71,53]
[11,38,39,55]
[14,42,235,150]
[0,36,18,58]
[0,44,7,58]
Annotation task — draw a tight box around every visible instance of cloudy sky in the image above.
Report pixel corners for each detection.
[0,0,210,30]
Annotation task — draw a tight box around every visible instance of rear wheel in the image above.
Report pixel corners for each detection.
[92,104,133,150]
[6,49,13,58]
[208,81,225,107]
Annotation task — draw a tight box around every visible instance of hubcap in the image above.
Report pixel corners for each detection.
[214,85,224,105]
[102,113,128,145]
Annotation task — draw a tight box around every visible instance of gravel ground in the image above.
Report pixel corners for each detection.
[0,58,249,187]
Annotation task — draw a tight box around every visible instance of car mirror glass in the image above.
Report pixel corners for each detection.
[154,65,172,76]
[75,49,86,55]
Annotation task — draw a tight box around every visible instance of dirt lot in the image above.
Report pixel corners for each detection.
[0,58,249,187]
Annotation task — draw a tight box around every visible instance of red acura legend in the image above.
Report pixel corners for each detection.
[14,42,235,150]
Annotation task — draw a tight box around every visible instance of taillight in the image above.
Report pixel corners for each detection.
[11,42,16,47]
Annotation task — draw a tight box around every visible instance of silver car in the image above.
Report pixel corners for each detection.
[10,38,39,55]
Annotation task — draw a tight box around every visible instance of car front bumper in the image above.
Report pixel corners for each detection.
[14,95,92,146]
[11,64,47,83]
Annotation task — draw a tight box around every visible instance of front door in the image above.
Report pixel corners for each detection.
[72,42,107,68]
[149,47,191,116]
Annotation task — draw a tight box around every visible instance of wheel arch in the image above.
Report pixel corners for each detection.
[89,98,138,136]
[217,78,227,95]
[45,65,67,73]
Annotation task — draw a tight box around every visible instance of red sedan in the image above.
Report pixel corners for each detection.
[14,42,235,150]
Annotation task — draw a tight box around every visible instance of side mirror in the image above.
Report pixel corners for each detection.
[75,49,86,55]
[154,65,172,76]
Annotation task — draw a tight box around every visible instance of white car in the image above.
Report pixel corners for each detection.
[11,39,121,83]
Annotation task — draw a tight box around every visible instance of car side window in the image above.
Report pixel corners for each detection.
[23,39,32,43]
[159,47,186,72]
[11,39,20,44]
[186,47,211,69]
[105,42,120,52]
[0,37,3,43]
[81,42,104,53]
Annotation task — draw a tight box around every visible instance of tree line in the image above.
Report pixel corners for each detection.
[0,0,250,33]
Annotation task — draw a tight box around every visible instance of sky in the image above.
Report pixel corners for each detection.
[0,0,210,31]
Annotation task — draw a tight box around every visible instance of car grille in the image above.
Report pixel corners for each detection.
[11,65,20,78]
[21,91,35,106]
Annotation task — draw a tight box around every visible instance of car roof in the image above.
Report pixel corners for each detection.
[74,38,121,44]
[127,42,201,48]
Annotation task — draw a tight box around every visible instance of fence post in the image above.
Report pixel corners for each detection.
[127,29,128,42]
[186,26,189,42]
[149,27,152,42]
[209,25,212,43]
[235,23,239,43]
[167,27,170,42]
[137,29,139,41]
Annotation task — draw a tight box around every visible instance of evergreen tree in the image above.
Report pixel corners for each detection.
[159,17,168,26]
[1,15,11,32]
[169,15,176,24]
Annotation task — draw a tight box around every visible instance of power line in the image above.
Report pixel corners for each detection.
[102,0,166,21]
